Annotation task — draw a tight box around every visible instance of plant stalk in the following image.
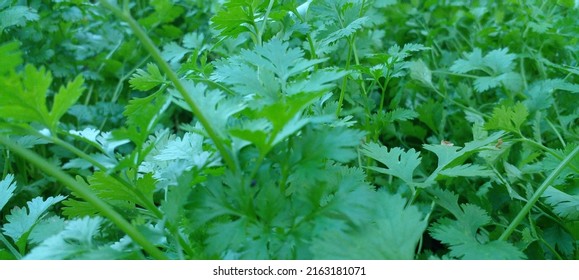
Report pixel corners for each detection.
[0,136,169,260]
[99,0,238,173]
[499,145,579,241]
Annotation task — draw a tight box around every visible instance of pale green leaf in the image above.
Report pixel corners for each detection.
[312,191,427,259]
[542,187,579,220]
[0,174,17,212]
[439,164,494,178]
[2,195,66,242]
[50,75,85,127]
[361,143,421,185]
[24,216,126,260]
[129,63,166,91]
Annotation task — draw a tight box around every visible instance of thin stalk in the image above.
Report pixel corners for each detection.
[516,137,579,174]
[336,41,353,116]
[546,119,566,148]
[47,133,196,258]
[499,145,579,241]
[2,149,9,178]
[378,76,391,113]
[99,0,238,173]
[0,233,21,259]
[259,0,275,44]
[290,6,317,60]
[0,136,168,260]
[431,86,488,118]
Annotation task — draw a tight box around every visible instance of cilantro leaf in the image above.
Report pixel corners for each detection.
[139,131,220,189]
[2,195,66,243]
[119,90,171,147]
[429,189,525,259]
[543,225,575,258]
[27,216,66,246]
[438,164,494,178]
[161,42,190,65]
[485,102,528,134]
[0,6,39,33]
[423,131,505,180]
[0,65,52,125]
[24,216,128,260]
[210,0,271,39]
[450,48,522,93]
[0,174,17,212]
[542,187,579,220]
[312,191,427,259]
[63,172,154,217]
[361,143,421,186]
[0,41,22,75]
[129,63,167,91]
[523,79,579,112]
[170,81,246,139]
[49,75,85,128]
[0,61,85,131]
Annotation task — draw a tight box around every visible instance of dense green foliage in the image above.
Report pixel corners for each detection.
[0,0,578,260]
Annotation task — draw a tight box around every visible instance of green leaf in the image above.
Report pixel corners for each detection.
[423,131,505,179]
[212,39,334,104]
[543,225,575,258]
[417,99,444,134]
[0,174,17,212]
[0,62,83,130]
[361,143,421,186]
[542,187,579,220]
[0,41,22,75]
[0,6,39,33]
[312,191,427,259]
[170,81,245,139]
[485,102,528,133]
[483,48,517,73]
[24,216,127,260]
[121,90,171,146]
[319,16,369,49]
[49,75,85,128]
[384,108,419,122]
[139,131,219,188]
[63,172,153,217]
[450,48,515,74]
[409,59,433,88]
[0,65,51,125]
[438,164,494,178]
[429,188,525,259]
[296,126,365,164]
[2,195,66,243]
[161,42,191,64]
[211,0,267,38]
[524,79,579,112]
[28,216,66,245]
[129,63,166,91]
[450,48,485,74]
[450,48,521,93]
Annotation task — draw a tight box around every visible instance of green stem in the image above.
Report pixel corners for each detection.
[336,40,353,116]
[0,136,169,260]
[259,0,275,43]
[432,86,488,118]
[516,137,579,174]
[499,145,579,241]
[2,149,9,178]
[291,7,317,60]
[0,233,22,259]
[99,0,238,173]
[49,134,196,258]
